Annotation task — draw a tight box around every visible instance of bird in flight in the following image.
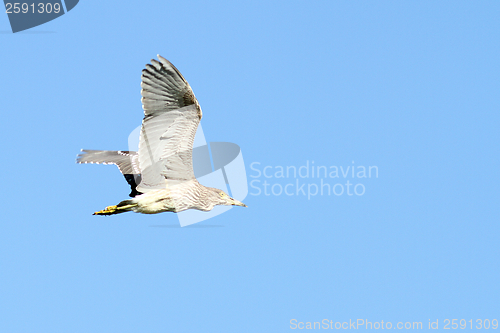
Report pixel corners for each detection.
[77,55,247,215]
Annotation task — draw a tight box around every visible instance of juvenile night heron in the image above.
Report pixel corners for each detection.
[77,55,247,215]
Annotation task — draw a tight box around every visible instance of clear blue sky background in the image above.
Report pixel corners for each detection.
[1,1,499,332]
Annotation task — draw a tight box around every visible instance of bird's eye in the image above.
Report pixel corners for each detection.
[220,192,224,197]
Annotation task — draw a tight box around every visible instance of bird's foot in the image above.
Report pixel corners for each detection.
[93,205,118,215]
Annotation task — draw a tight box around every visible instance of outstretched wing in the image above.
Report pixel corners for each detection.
[76,150,143,197]
[136,55,202,193]
[76,150,140,174]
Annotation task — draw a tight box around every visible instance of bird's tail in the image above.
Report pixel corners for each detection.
[93,200,137,216]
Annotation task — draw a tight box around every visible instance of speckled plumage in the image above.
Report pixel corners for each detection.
[77,55,246,215]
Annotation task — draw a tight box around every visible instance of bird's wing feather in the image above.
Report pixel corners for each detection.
[136,56,201,193]
[141,55,201,116]
[76,150,140,174]
[76,150,142,197]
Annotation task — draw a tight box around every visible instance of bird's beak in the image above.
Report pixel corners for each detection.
[232,199,247,207]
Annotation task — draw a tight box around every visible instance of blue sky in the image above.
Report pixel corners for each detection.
[1,1,499,332]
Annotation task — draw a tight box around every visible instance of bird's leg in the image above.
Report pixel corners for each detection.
[93,201,137,215]
[93,205,118,215]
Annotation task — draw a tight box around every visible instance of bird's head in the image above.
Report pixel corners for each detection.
[208,187,247,208]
